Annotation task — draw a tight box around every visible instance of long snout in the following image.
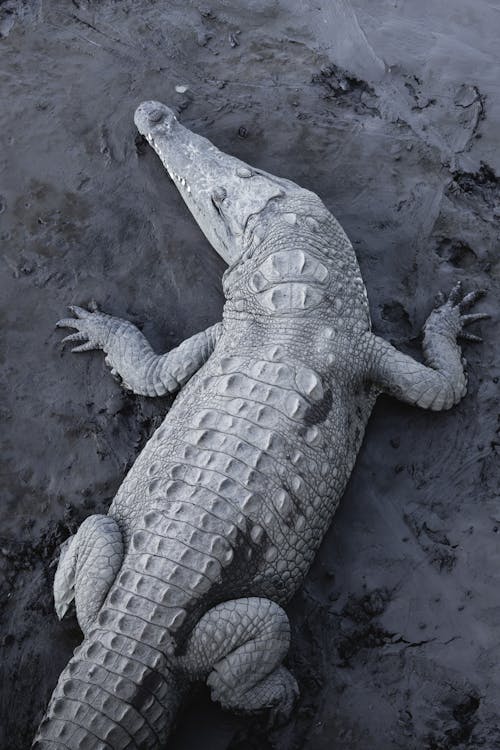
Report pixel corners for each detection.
[132,99,307,267]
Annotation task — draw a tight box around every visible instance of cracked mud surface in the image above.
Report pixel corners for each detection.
[1,1,499,748]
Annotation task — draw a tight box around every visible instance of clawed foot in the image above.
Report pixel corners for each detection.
[214,665,299,730]
[266,667,299,729]
[56,305,114,353]
[430,282,489,342]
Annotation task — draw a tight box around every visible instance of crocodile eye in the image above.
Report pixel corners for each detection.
[212,187,227,204]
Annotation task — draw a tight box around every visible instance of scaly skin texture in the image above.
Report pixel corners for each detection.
[33,102,488,749]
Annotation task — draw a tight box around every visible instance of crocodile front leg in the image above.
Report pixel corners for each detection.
[366,283,489,410]
[179,598,298,725]
[54,514,123,635]
[56,305,222,397]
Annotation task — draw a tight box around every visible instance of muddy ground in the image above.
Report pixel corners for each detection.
[1,1,499,748]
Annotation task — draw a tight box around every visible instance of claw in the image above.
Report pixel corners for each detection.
[56,318,81,329]
[461,313,490,326]
[109,368,122,383]
[72,341,97,353]
[459,332,483,343]
[459,289,486,311]
[448,281,463,305]
[68,305,92,319]
[61,332,87,345]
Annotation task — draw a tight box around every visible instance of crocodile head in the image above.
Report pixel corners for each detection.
[134,100,306,266]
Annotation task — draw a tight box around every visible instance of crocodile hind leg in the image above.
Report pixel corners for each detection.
[56,305,222,397]
[366,283,489,410]
[54,514,123,635]
[179,597,298,724]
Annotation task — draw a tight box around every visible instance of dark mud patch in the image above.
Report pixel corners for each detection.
[450,162,499,199]
[312,64,380,116]
[446,162,500,220]
[425,693,481,749]
[334,588,395,665]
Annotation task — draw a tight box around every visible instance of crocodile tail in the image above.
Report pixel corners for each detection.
[32,616,186,749]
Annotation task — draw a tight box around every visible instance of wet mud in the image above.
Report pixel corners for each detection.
[1,1,499,748]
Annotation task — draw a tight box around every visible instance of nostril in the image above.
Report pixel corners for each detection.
[148,109,164,123]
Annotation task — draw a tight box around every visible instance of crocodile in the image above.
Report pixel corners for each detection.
[33,100,488,749]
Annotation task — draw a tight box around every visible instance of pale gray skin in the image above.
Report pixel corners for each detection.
[33,101,488,749]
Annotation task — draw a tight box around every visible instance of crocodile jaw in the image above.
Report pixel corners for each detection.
[134,100,301,266]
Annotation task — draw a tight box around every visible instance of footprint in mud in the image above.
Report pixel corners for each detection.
[435,238,477,269]
[380,301,412,340]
